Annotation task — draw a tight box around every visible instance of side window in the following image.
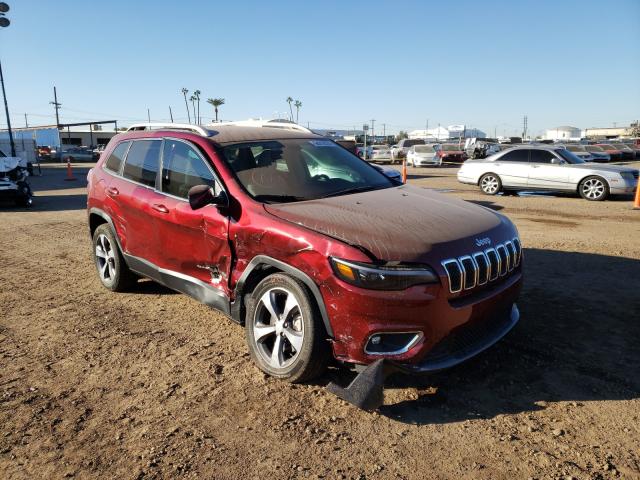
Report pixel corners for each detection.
[104,141,130,173]
[161,140,217,198]
[122,140,161,187]
[501,149,530,162]
[529,150,556,164]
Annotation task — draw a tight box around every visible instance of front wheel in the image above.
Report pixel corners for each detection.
[245,273,330,383]
[579,176,609,201]
[92,224,136,291]
[479,173,502,195]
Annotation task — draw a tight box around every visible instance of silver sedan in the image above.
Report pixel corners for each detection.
[457,145,638,201]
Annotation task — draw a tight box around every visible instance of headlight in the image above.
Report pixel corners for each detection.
[330,257,439,290]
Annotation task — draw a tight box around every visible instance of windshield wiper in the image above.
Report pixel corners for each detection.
[321,184,387,198]
[255,194,307,203]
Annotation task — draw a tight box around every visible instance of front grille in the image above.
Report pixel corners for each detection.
[441,238,521,293]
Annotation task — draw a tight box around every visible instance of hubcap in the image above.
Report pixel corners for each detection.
[482,175,499,193]
[253,288,304,369]
[95,233,116,283]
[582,178,604,199]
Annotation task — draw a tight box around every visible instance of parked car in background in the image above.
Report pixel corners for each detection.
[596,144,623,162]
[87,123,523,408]
[613,143,637,160]
[61,146,98,162]
[355,143,372,160]
[464,138,501,159]
[369,145,391,162]
[562,144,594,162]
[584,145,611,163]
[623,141,640,156]
[437,143,468,164]
[37,146,52,160]
[457,145,638,201]
[407,144,441,167]
[391,138,425,163]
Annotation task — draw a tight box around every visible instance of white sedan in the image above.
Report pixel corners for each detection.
[369,145,391,162]
[457,145,638,201]
[407,144,442,167]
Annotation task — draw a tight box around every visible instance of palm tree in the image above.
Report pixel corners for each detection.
[286,96,294,121]
[181,88,190,123]
[189,95,197,125]
[194,90,201,124]
[294,100,302,124]
[207,98,225,123]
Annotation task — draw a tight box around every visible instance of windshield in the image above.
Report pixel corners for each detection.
[599,144,617,151]
[566,145,584,152]
[556,149,586,164]
[372,145,388,150]
[415,145,435,153]
[403,139,425,148]
[220,138,395,203]
[441,144,460,151]
[585,145,604,152]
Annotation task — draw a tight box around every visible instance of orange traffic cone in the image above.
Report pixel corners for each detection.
[402,159,407,184]
[64,159,77,181]
[634,177,640,210]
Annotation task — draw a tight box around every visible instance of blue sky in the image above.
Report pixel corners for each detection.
[1,0,639,137]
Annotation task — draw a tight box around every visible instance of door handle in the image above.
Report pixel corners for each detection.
[106,187,119,196]
[531,165,540,168]
[151,203,169,214]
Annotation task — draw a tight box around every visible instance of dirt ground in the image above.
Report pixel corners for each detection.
[1,161,639,480]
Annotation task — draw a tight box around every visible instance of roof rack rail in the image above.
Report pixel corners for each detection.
[126,123,212,136]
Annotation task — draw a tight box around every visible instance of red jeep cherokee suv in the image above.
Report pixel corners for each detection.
[87,125,522,390]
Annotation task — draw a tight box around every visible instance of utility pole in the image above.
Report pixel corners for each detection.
[382,123,386,141]
[0,3,15,156]
[169,106,173,122]
[147,108,151,123]
[522,115,528,140]
[24,113,28,128]
[370,119,375,143]
[50,86,61,128]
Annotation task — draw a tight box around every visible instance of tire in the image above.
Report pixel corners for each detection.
[245,273,330,383]
[92,224,136,292]
[479,173,502,195]
[579,175,609,201]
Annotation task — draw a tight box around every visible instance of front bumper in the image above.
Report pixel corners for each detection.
[391,303,519,373]
[610,178,638,194]
[327,303,520,410]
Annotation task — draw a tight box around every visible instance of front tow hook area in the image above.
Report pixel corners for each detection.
[327,359,399,411]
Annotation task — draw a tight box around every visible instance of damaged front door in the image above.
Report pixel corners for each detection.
[155,138,232,299]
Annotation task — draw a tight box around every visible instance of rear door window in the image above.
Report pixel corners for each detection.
[122,140,161,187]
[500,149,530,162]
[104,141,130,173]
[529,150,556,164]
[161,140,218,198]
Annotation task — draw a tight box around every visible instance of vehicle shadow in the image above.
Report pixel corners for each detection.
[332,248,640,423]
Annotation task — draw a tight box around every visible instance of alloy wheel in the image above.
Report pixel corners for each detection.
[581,178,605,200]
[252,288,304,369]
[95,233,117,282]
[481,175,499,194]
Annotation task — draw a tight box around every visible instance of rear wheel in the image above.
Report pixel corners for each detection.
[479,173,502,195]
[579,176,609,201]
[245,273,330,382]
[92,224,136,291]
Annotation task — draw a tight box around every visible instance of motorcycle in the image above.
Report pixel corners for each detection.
[0,154,33,207]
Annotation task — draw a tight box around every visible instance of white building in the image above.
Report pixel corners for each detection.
[408,124,485,141]
[544,126,581,141]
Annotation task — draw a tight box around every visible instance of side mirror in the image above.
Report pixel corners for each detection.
[188,184,228,210]
[551,158,564,165]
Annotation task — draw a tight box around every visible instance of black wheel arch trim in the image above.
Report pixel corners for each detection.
[231,255,334,338]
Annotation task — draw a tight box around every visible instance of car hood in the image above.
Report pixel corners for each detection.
[264,185,511,262]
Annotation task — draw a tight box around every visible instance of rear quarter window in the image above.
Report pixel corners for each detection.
[122,140,161,187]
[104,142,130,173]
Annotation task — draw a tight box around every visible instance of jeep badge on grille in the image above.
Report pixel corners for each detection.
[475,237,491,247]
